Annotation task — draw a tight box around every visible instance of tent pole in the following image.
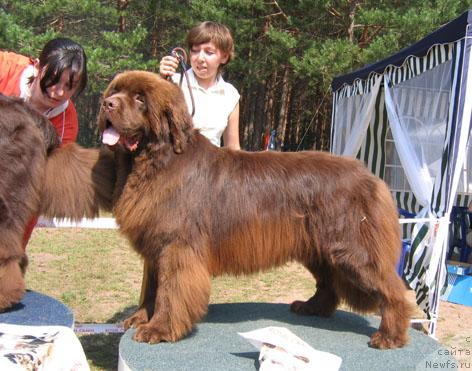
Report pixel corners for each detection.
[426,216,451,339]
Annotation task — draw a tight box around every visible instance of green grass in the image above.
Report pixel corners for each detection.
[27,229,142,324]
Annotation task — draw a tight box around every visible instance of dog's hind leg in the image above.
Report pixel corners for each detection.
[132,244,211,343]
[367,270,411,349]
[0,214,29,311]
[291,262,339,317]
[334,257,411,349]
[0,258,26,311]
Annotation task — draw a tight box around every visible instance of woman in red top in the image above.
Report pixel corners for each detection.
[0,37,88,246]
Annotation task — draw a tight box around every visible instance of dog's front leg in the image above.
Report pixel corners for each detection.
[132,244,211,343]
[123,261,157,330]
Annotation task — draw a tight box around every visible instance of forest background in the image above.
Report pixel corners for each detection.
[2,0,472,151]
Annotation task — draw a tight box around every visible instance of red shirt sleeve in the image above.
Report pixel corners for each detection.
[0,51,32,96]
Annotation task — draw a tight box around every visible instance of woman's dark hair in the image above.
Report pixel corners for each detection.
[31,38,87,97]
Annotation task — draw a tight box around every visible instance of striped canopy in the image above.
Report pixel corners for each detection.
[330,10,472,336]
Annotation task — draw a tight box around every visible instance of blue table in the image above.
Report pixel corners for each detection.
[119,302,455,371]
[0,290,74,328]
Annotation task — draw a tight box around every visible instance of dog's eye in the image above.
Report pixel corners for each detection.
[135,94,145,104]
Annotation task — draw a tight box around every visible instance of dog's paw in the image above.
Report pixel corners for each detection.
[123,308,149,330]
[132,324,171,344]
[290,299,335,317]
[369,330,407,349]
[0,260,26,311]
[0,288,24,312]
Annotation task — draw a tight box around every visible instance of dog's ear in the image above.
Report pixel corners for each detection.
[147,80,193,153]
[165,96,193,154]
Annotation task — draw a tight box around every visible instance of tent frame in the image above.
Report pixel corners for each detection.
[331,10,472,337]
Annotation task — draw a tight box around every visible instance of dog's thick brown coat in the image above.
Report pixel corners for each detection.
[0,94,114,311]
[95,71,411,349]
[0,95,59,310]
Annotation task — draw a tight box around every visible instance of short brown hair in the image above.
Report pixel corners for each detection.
[186,21,235,66]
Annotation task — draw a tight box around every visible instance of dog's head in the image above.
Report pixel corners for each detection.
[98,71,193,153]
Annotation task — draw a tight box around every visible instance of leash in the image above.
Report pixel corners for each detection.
[169,47,195,117]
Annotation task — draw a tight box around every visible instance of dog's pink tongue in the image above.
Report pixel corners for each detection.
[102,127,120,145]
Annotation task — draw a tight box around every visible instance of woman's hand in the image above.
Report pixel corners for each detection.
[159,56,179,78]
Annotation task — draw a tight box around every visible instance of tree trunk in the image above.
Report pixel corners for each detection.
[263,71,277,148]
[276,66,291,150]
[117,0,130,32]
[252,83,266,149]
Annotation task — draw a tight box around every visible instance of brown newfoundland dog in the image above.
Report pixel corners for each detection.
[0,94,114,312]
[0,94,59,310]
[89,70,411,349]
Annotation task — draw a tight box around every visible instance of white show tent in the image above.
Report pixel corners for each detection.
[330,10,472,336]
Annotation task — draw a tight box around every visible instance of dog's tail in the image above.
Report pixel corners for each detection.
[39,144,116,220]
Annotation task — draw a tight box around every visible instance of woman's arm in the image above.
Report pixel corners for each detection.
[222,102,240,150]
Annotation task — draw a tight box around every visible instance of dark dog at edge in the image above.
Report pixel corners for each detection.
[0,94,114,311]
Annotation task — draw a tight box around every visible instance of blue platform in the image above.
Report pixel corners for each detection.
[0,290,74,328]
[119,303,456,371]
[441,263,472,307]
